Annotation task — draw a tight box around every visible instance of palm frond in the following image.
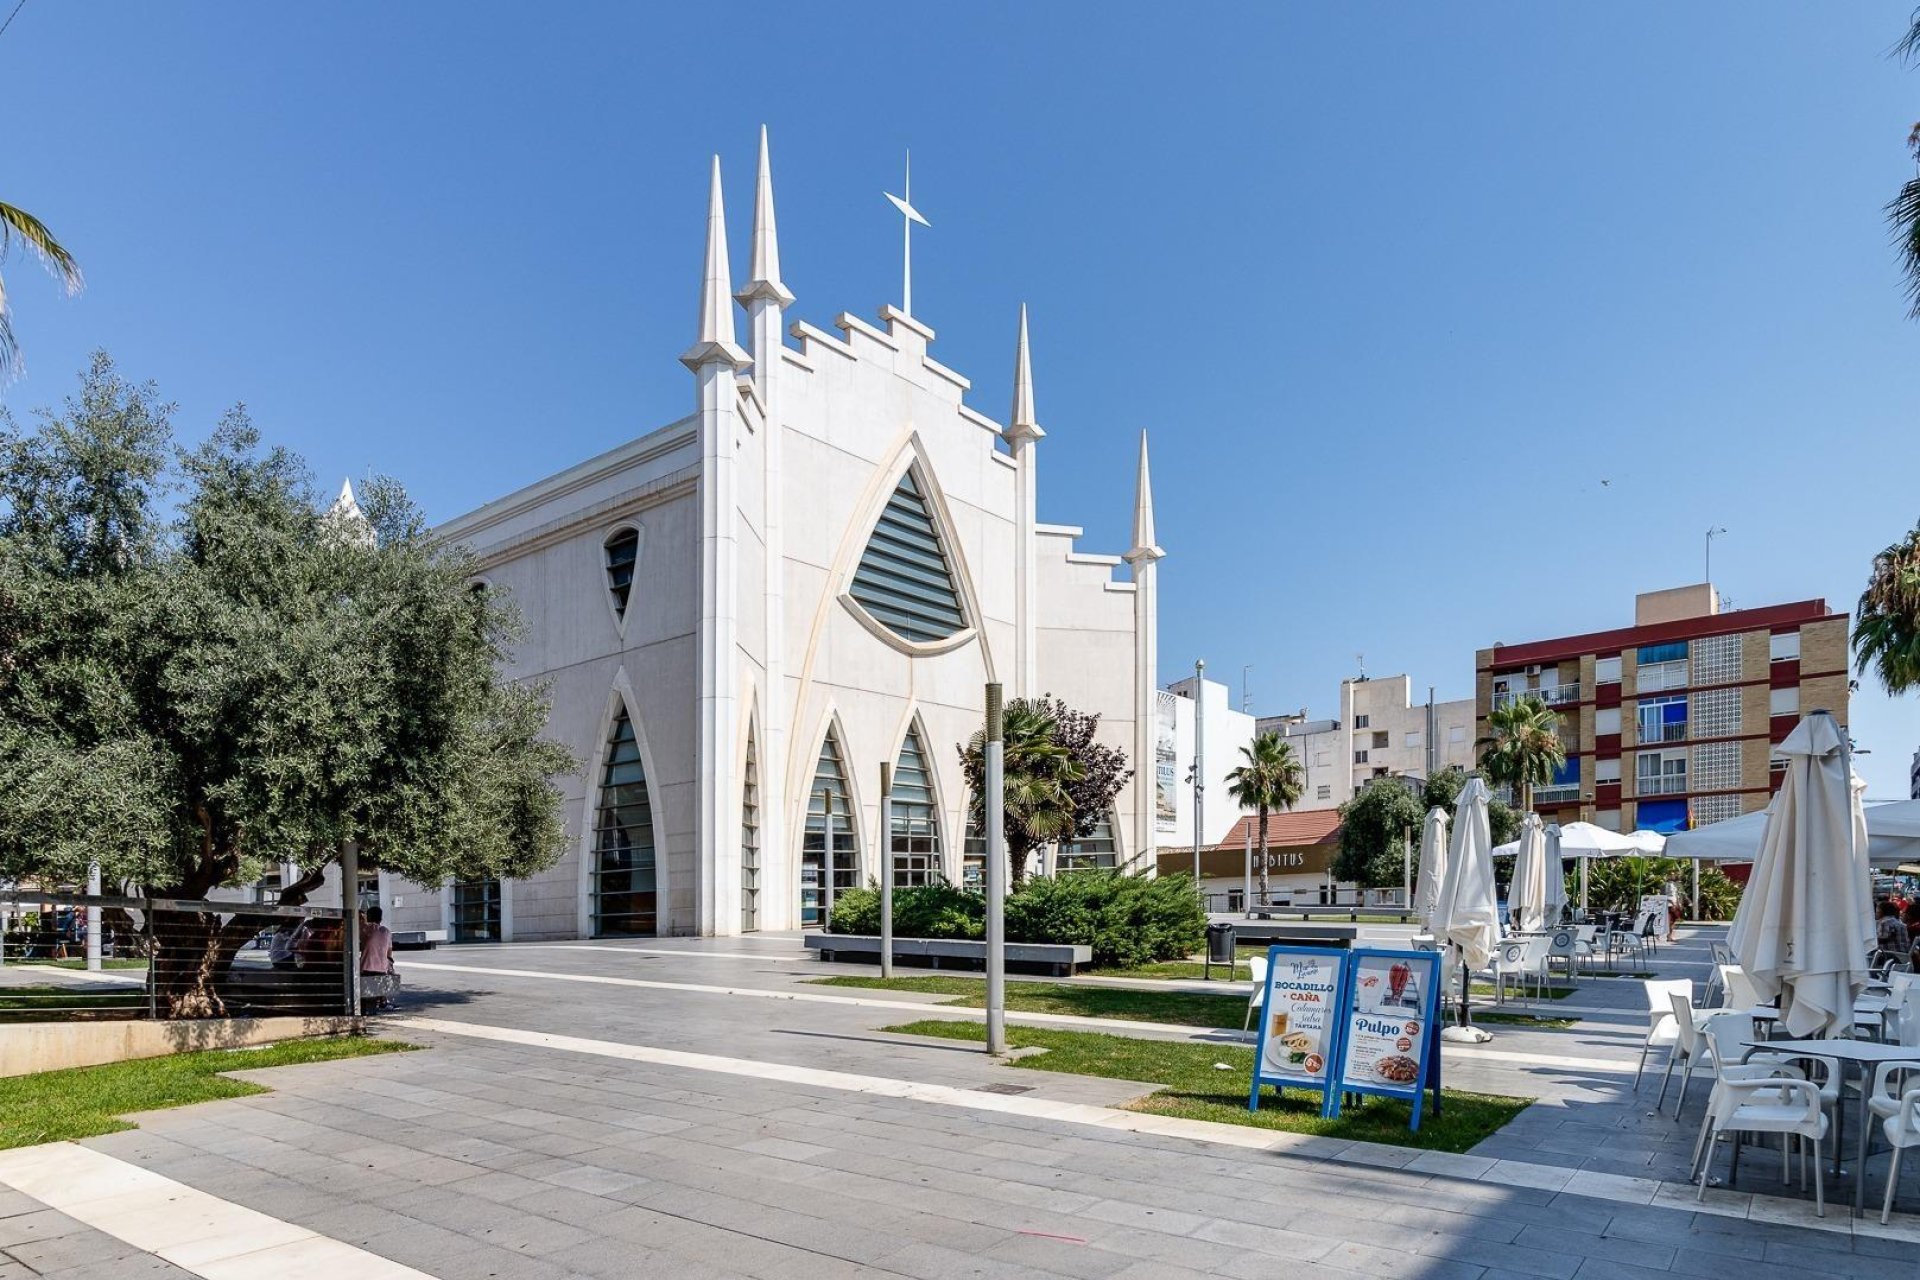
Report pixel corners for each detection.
[0,203,83,295]
[1895,12,1920,64]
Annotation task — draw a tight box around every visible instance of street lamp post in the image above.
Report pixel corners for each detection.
[984,683,1007,1055]
[1193,659,1205,888]
[879,763,894,980]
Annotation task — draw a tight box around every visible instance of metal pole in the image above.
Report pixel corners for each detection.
[86,863,102,972]
[879,763,894,979]
[144,896,157,1019]
[341,840,363,1018]
[1242,823,1252,915]
[1691,857,1699,925]
[1402,825,1412,913]
[1193,659,1205,885]
[985,683,1007,1056]
[822,791,836,922]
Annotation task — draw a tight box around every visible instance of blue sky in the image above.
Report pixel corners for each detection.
[5,3,1919,798]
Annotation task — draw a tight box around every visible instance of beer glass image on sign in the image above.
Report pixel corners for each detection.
[1355,956,1420,1014]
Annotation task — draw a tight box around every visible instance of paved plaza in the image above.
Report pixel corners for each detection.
[3,928,1917,1278]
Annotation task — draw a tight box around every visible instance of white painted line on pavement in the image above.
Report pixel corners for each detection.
[390,1014,1893,1242]
[506,943,807,962]
[0,1141,437,1279]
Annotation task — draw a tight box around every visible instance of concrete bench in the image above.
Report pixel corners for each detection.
[1226,921,1360,950]
[391,930,442,951]
[804,934,1093,977]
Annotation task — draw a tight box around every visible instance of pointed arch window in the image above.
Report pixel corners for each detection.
[741,726,761,933]
[605,528,639,620]
[850,470,967,643]
[592,706,657,936]
[890,727,942,888]
[802,731,858,927]
[1059,811,1120,872]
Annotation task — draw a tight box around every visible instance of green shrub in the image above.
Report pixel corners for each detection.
[823,870,1205,968]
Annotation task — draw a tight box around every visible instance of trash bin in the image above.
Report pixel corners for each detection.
[1204,922,1237,980]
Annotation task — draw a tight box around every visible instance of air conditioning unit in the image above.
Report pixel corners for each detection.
[1525,664,1542,677]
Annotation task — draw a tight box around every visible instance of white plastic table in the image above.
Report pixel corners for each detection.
[1751,1038,1920,1218]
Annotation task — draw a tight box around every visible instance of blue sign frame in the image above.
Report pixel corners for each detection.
[1247,944,1348,1118]
[1326,947,1445,1132]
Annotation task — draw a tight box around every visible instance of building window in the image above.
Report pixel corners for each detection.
[1636,695,1687,744]
[1354,750,1369,764]
[850,469,968,643]
[1372,730,1389,750]
[1636,797,1689,834]
[1595,707,1621,736]
[889,726,941,888]
[1594,809,1621,832]
[1595,655,1622,684]
[1770,686,1798,716]
[1636,749,1687,797]
[592,706,657,937]
[1354,714,1371,729]
[450,879,501,943]
[1372,766,1389,777]
[1595,757,1622,785]
[1060,811,1119,872]
[1692,634,1741,686]
[1447,725,1467,744]
[1770,631,1800,662]
[741,727,760,933]
[1316,785,1331,800]
[804,732,859,926]
[1639,642,1688,664]
[604,528,639,620]
[1404,731,1422,749]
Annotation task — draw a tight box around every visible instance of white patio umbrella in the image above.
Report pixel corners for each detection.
[1508,814,1548,933]
[1543,823,1568,926]
[1667,796,1920,865]
[1727,711,1874,1039]
[1433,777,1499,1041]
[1414,806,1449,931]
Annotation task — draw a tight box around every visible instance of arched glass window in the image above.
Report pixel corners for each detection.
[605,528,639,620]
[850,470,966,643]
[889,726,941,888]
[592,706,656,935]
[741,727,760,933]
[1059,811,1120,872]
[801,731,858,926]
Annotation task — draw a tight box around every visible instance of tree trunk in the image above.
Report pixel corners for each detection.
[146,860,332,1018]
[1255,803,1269,905]
[1008,835,1031,893]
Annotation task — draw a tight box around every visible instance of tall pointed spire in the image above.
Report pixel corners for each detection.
[737,126,794,307]
[1006,304,1044,442]
[682,155,750,370]
[1126,431,1163,563]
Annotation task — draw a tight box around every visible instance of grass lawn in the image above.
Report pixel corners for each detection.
[807,975,1248,1028]
[0,986,149,1018]
[0,1036,414,1150]
[1469,1011,1577,1029]
[884,1019,1530,1153]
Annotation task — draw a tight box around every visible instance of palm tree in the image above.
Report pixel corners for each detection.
[1224,732,1304,906]
[1854,518,1920,694]
[1477,694,1566,813]
[962,699,1086,891]
[1,201,83,380]
[1892,16,1920,316]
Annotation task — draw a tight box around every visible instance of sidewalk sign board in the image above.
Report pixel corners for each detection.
[1247,945,1348,1118]
[1327,947,1444,1132]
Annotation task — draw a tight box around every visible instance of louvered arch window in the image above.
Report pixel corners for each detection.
[605,528,639,620]
[592,705,657,936]
[1060,812,1120,872]
[803,731,859,927]
[850,470,967,643]
[741,725,760,933]
[889,726,942,888]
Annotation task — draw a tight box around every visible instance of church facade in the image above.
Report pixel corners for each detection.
[390,132,1163,940]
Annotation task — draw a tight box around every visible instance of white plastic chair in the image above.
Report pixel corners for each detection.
[1879,1085,1920,1223]
[1635,978,1692,1091]
[1546,926,1581,988]
[1721,964,1767,1012]
[1478,939,1532,1005]
[1702,942,1733,1006]
[1684,1011,1818,1180]
[1695,1020,1829,1215]
[1243,954,1268,1032]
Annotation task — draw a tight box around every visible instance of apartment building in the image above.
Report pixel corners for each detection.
[1474,584,1849,833]
[1256,674,1476,811]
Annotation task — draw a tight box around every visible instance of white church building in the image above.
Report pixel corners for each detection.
[387,132,1166,941]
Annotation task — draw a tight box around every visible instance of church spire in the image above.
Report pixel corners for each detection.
[1125,431,1163,563]
[737,126,794,308]
[1006,304,1044,443]
[682,155,750,371]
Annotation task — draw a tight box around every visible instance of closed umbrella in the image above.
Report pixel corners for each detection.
[1727,711,1873,1039]
[1434,777,1498,1041]
[1414,806,1449,931]
[1509,814,1547,933]
[1543,823,1568,927]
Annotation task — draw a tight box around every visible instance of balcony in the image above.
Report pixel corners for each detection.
[1637,774,1688,796]
[1642,721,1688,744]
[1493,683,1581,710]
[1533,783,1582,804]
